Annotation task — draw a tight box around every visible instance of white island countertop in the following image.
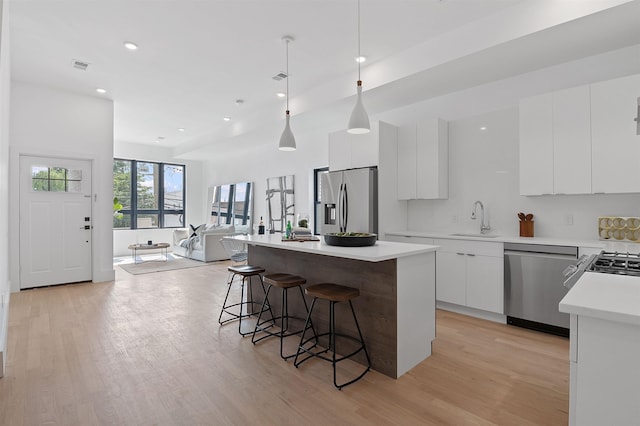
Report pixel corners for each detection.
[559,272,640,326]
[229,234,438,262]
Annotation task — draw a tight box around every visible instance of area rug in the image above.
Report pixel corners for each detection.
[117,254,219,275]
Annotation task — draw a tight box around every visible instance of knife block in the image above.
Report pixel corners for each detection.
[519,221,534,237]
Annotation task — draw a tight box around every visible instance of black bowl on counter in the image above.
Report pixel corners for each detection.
[323,232,377,247]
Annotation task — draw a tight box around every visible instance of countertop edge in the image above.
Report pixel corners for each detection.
[385,230,621,249]
[559,273,640,326]
[228,235,437,262]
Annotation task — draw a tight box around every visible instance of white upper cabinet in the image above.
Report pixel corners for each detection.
[591,74,640,194]
[328,126,378,171]
[397,118,448,200]
[553,85,592,195]
[519,83,606,195]
[397,124,417,200]
[519,93,554,195]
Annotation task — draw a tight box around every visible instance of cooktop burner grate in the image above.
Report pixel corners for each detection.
[588,251,640,276]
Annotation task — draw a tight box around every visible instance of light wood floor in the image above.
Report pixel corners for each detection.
[0,261,569,425]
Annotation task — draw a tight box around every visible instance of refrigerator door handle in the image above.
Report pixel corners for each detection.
[338,183,344,232]
[343,183,348,232]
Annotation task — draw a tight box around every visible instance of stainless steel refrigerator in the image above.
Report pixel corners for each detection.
[321,167,378,235]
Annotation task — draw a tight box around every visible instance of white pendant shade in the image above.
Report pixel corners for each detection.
[279,111,296,151]
[347,82,370,134]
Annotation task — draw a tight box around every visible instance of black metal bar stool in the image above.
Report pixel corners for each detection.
[252,273,317,360]
[218,264,273,336]
[294,283,371,389]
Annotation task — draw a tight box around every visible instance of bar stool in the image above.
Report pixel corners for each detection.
[252,273,317,360]
[218,264,273,336]
[294,283,371,389]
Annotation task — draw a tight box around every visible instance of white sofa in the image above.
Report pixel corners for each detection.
[172,224,238,262]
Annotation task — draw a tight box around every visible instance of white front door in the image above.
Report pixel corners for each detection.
[19,156,92,289]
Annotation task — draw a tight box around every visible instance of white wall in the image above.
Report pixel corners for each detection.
[113,141,204,256]
[404,107,640,239]
[9,82,115,292]
[203,124,328,234]
[200,45,640,244]
[0,0,10,378]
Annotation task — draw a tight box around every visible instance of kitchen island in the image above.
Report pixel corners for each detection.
[228,234,438,378]
[559,273,640,426]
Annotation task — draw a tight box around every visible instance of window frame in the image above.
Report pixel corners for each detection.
[113,158,186,230]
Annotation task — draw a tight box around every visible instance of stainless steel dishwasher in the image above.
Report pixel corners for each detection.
[504,243,578,336]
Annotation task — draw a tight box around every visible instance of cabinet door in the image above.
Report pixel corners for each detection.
[416,118,448,199]
[350,129,378,169]
[397,124,417,200]
[553,85,592,195]
[465,255,504,314]
[591,74,640,193]
[519,93,554,195]
[328,130,351,171]
[435,251,466,305]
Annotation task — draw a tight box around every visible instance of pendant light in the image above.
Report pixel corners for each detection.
[347,0,370,134]
[279,36,296,151]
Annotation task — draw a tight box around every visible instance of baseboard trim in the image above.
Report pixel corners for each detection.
[436,301,506,324]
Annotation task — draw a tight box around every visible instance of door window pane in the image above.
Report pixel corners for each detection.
[31,166,83,192]
[137,162,159,210]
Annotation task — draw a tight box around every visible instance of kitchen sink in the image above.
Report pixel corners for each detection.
[449,233,500,238]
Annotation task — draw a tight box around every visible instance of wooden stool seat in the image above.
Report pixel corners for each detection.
[305,283,359,302]
[264,273,307,289]
[228,265,266,276]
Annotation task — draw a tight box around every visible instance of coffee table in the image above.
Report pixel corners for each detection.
[128,242,170,264]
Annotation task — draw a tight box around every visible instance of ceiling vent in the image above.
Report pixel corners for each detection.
[272,71,288,81]
[72,59,90,71]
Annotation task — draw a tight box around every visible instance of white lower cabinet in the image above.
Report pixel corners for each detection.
[569,314,640,425]
[435,251,466,305]
[434,239,504,314]
[465,255,504,313]
[385,236,504,314]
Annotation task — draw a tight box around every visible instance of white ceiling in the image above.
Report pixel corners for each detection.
[8,0,640,158]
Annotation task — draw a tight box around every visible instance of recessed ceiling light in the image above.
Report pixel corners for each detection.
[223,117,231,122]
[480,126,487,131]
[95,88,107,94]
[124,41,138,50]
[276,92,286,98]
[355,56,367,63]
[178,128,185,132]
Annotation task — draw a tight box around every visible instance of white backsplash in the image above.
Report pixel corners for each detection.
[406,107,640,240]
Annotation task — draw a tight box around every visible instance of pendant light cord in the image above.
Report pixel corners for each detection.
[286,39,290,112]
[357,0,361,82]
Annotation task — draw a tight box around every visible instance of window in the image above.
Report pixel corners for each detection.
[113,159,185,229]
[31,166,83,192]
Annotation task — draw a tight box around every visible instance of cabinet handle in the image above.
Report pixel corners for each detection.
[466,253,476,257]
[456,252,465,256]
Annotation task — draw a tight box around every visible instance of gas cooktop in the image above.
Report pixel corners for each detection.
[588,251,640,277]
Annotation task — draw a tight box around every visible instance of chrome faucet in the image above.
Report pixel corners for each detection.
[471,201,491,234]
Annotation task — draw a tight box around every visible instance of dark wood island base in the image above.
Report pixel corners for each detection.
[234,234,437,379]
